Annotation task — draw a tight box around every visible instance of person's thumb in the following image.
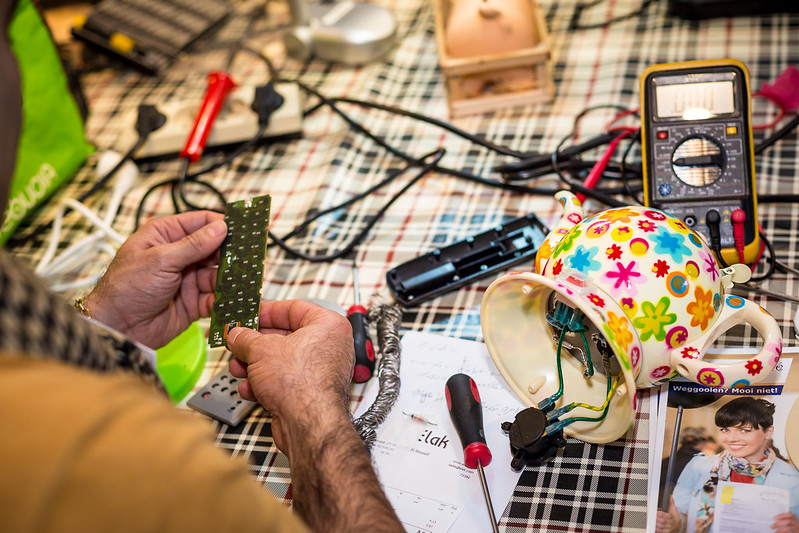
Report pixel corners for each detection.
[165,219,227,270]
[227,326,273,364]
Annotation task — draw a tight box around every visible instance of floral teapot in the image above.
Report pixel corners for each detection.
[481,191,782,443]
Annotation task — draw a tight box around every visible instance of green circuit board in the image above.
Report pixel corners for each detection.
[209,195,271,347]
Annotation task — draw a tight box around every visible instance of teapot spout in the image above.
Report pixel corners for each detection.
[535,191,584,273]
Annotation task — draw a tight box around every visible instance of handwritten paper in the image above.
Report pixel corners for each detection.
[354,331,526,532]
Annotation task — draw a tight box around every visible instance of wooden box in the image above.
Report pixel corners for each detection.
[433,0,554,118]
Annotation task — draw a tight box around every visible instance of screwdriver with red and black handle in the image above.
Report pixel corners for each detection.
[348,262,375,383]
[445,373,501,533]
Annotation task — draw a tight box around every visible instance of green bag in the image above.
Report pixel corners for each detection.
[1,0,94,244]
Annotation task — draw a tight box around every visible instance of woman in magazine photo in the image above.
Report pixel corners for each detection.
[656,397,799,533]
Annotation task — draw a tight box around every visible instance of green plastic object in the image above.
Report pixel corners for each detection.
[3,0,94,243]
[156,322,207,403]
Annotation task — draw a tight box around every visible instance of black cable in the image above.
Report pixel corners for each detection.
[568,0,656,31]
[496,130,618,176]
[133,171,229,230]
[749,231,776,283]
[244,46,631,208]
[170,159,189,214]
[301,77,629,205]
[503,158,643,183]
[136,177,176,230]
[305,96,528,158]
[619,131,643,204]
[754,113,799,155]
[757,194,799,204]
[506,104,636,191]
[280,166,409,243]
[267,149,446,262]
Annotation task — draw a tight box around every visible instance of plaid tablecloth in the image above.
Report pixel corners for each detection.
[8,0,799,530]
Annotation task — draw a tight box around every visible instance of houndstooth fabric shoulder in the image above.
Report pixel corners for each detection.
[0,249,165,392]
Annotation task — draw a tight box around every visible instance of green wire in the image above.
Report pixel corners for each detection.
[578,328,595,378]
[563,372,616,424]
[552,326,567,403]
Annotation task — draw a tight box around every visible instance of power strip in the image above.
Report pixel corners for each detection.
[117,82,303,161]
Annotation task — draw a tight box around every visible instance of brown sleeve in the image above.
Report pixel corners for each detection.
[0,356,311,533]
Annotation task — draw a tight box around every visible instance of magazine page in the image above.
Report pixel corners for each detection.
[647,383,669,533]
[650,348,799,533]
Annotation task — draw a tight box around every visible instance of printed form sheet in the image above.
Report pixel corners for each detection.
[354,331,525,533]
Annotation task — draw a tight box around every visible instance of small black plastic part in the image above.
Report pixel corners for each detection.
[135,104,167,138]
[386,213,548,307]
[502,407,566,471]
[252,83,285,126]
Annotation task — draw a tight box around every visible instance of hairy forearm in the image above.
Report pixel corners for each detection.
[285,407,403,533]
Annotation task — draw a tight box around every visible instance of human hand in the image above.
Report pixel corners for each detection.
[773,512,799,533]
[655,497,682,533]
[226,299,355,455]
[229,300,404,532]
[84,210,226,349]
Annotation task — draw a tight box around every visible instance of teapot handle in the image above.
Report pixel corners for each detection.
[668,295,782,388]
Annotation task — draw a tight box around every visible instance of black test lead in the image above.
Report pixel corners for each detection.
[445,373,500,533]
[348,261,375,383]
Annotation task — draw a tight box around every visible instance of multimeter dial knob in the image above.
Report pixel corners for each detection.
[671,136,724,187]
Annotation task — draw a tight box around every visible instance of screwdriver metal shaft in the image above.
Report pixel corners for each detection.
[476,460,500,533]
[445,373,500,533]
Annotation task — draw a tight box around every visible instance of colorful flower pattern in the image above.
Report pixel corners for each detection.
[535,198,781,389]
[633,297,677,342]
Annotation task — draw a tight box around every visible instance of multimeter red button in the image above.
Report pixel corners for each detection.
[658,183,672,196]
[657,131,668,140]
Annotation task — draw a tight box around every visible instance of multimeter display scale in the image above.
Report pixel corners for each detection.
[640,60,760,265]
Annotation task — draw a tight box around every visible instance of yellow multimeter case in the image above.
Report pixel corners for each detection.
[640,59,760,266]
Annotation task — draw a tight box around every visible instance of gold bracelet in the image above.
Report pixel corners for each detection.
[74,298,92,319]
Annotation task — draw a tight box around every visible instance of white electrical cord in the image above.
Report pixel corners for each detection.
[35,151,140,292]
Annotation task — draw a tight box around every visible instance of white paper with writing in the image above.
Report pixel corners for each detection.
[712,481,789,533]
[354,331,526,532]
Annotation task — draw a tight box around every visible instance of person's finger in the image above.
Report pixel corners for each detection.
[237,377,256,402]
[160,219,227,272]
[770,513,798,531]
[198,292,215,317]
[195,265,218,294]
[258,299,344,332]
[229,356,248,378]
[162,210,225,242]
[227,326,278,364]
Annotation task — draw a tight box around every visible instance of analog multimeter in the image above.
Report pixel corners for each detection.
[640,59,760,265]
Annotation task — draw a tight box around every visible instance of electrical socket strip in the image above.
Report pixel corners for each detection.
[187,367,258,426]
[118,82,303,161]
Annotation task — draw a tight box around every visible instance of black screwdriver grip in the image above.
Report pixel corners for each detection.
[348,305,375,383]
[445,373,492,469]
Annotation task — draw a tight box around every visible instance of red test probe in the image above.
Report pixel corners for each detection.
[348,262,375,383]
[577,127,638,203]
[732,208,747,264]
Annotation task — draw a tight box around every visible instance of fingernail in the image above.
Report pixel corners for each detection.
[226,327,239,345]
[208,220,227,237]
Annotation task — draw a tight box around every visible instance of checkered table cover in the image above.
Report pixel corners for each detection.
[8,0,799,530]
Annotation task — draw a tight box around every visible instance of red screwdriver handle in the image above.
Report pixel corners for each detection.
[445,373,492,469]
[180,71,237,163]
[348,304,375,383]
